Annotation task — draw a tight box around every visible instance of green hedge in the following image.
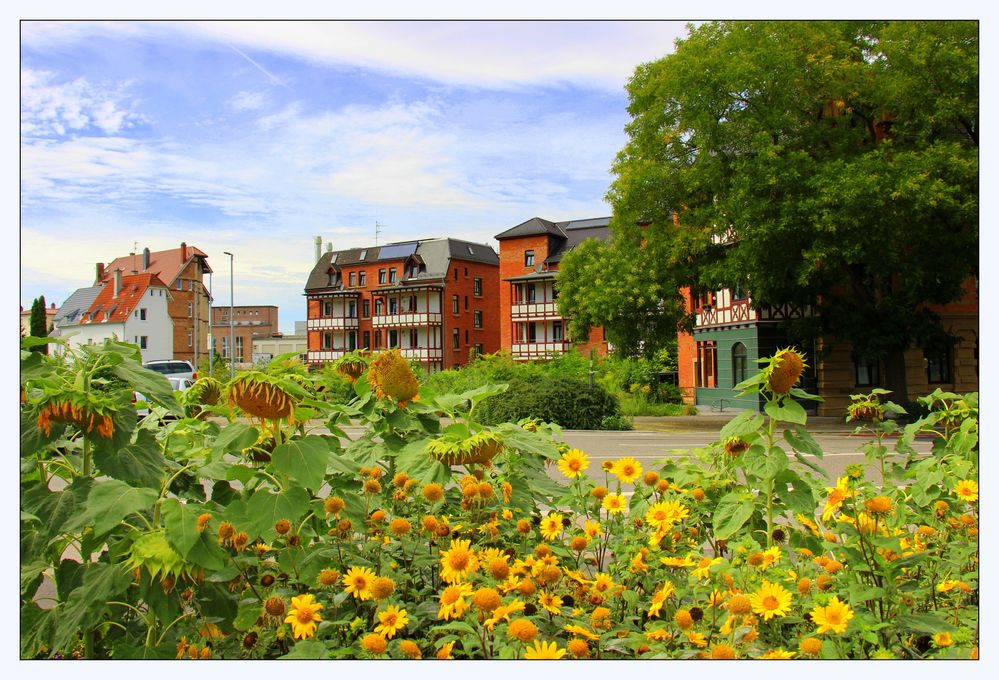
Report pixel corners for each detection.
[478,375,625,430]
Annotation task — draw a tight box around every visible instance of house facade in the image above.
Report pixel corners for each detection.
[210,305,279,368]
[494,217,611,361]
[56,271,174,362]
[304,237,500,372]
[96,243,211,364]
[20,301,59,337]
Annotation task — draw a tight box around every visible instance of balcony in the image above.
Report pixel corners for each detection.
[371,312,442,328]
[511,341,571,360]
[308,317,359,330]
[307,349,351,363]
[511,302,561,321]
[398,347,444,363]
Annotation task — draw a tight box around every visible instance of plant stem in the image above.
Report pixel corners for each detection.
[82,435,91,477]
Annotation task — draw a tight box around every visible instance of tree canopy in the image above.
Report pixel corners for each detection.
[559,21,978,396]
[29,295,48,354]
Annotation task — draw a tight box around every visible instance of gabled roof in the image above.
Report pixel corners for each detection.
[52,285,103,327]
[100,244,210,286]
[494,217,567,241]
[545,221,612,264]
[81,273,169,325]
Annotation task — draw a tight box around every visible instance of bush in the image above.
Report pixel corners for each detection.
[478,374,621,430]
[599,414,634,430]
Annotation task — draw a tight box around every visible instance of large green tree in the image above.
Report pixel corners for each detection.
[562,21,977,400]
[29,295,49,354]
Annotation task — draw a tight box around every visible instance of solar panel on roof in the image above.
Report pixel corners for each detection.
[377,243,418,260]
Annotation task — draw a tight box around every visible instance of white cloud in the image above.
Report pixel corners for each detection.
[231,90,266,111]
[21,68,143,137]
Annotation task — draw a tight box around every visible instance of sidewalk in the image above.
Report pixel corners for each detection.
[631,410,858,434]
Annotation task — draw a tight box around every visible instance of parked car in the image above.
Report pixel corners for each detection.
[142,359,196,381]
[135,376,194,417]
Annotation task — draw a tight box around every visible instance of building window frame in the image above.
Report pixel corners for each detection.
[731,342,748,386]
[378,269,386,284]
[474,277,483,296]
[389,268,397,283]
[348,272,357,287]
[925,345,953,384]
[362,299,370,318]
[358,271,367,287]
[854,355,881,387]
[452,328,460,349]
[452,295,459,315]
[524,250,535,267]
[473,310,483,328]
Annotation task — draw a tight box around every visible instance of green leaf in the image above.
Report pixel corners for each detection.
[764,398,807,425]
[86,479,158,535]
[240,486,312,541]
[111,361,182,415]
[21,477,92,540]
[712,491,756,540]
[270,436,333,491]
[160,498,202,558]
[783,425,824,458]
[234,601,263,631]
[775,469,816,514]
[718,409,764,440]
[212,423,259,457]
[92,428,166,488]
[896,612,956,634]
[763,445,789,478]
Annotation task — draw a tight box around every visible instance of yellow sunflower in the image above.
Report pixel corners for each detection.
[438,582,473,620]
[539,513,564,542]
[436,640,456,660]
[648,581,675,618]
[660,555,697,568]
[342,566,376,601]
[484,598,526,630]
[954,479,978,503]
[564,624,600,641]
[602,493,628,514]
[538,592,563,615]
[557,448,590,479]
[584,520,602,538]
[439,538,480,583]
[758,648,796,659]
[524,640,567,659]
[810,596,854,635]
[645,500,690,530]
[763,347,807,396]
[283,593,323,639]
[373,604,409,639]
[822,476,853,522]
[692,556,722,580]
[611,457,643,484]
[748,580,793,621]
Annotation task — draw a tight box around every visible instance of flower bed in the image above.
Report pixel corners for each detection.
[19,341,978,659]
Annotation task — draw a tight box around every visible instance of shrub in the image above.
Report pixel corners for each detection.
[478,375,621,430]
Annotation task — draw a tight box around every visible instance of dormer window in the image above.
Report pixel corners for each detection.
[359,249,367,261]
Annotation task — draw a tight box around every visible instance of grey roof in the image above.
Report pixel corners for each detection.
[305,238,497,293]
[51,285,102,328]
[494,217,566,241]
[556,216,611,231]
[546,225,612,264]
[503,270,558,283]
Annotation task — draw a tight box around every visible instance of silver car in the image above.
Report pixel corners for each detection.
[135,376,193,417]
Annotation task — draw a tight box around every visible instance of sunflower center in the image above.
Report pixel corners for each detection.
[353,577,367,590]
[296,609,314,624]
[827,610,841,624]
[569,460,582,471]
[763,595,779,610]
[383,613,397,626]
[448,551,470,570]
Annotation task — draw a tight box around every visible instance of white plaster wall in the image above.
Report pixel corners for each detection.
[123,286,173,361]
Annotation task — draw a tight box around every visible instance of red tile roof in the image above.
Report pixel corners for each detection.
[82,273,170,324]
[99,244,210,285]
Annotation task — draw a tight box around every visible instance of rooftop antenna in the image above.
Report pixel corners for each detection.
[375,220,385,246]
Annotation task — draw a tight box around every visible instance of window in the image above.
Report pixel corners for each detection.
[452,328,460,349]
[374,330,382,349]
[553,320,563,342]
[452,295,459,314]
[527,284,536,303]
[322,332,332,350]
[375,299,384,316]
[358,271,366,287]
[732,283,747,301]
[731,342,748,386]
[363,330,371,350]
[525,250,535,267]
[187,329,193,348]
[474,310,483,328]
[409,295,418,312]
[552,284,559,301]
[410,265,419,278]
[139,336,148,350]
[347,331,357,351]
[464,267,468,276]
[465,329,469,344]
[453,269,459,281]
[378,269,386,284]
[235,336,244,362]
[187,302,194,318]
[189,280,194,291]
[694,340,717,388]
[140,308,147,320]
[474,343,484,356]
[359,249,367,261]
[389,298,399,315]
[349,272,357,287]
[222,336,229,358]
[388,330,399,349]
[347,300,357,318]
[474,278,482,296]
[177,279,183,291]
[409,329,419,347]
[464,295,468,311]
[854,355,880,387]
[322,300,333,317]
[926,346,952,384]
[362,299,370,318]
[389,269,397,283]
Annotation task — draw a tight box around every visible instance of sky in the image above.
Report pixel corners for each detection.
[19,20,692,334]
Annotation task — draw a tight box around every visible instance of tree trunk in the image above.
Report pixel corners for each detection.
[882,350,909,406]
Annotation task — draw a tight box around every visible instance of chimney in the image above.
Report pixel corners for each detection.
[181,242,188,261]
[142,247,150,270]
[326,243,333,252]
[113,269,122,298]
[314,236,322,264]
[96,262,105,283]
[50,302,56,310]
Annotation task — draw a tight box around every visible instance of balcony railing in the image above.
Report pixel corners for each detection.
[397,347,444,362]
[308,317,359,330]
[371,312,442,328]
[511,302,561,320]
[307,349,352,362]
[511,341,571,360]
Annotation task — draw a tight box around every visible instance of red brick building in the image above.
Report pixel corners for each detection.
[210,305,279,367]
[96,243,211,364]
[304,238,499,371]
[494,217,611,360]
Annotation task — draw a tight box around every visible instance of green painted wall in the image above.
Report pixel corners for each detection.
[693,326,763,411]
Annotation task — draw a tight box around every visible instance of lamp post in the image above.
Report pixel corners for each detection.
[223,251,234,381]
[207,272,214,378]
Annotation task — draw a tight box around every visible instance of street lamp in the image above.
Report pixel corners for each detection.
[223,251,234,381]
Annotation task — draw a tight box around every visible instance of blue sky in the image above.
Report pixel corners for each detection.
[20,20,692,333]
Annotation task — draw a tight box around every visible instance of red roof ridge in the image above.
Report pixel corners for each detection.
[82,272,171,324]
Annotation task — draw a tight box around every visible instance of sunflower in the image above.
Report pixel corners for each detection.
[342,566,377,600]
[933,632,954,648]
[367,350,420,406]
[227,371,301,422]
[758,648,796,659]
[591,572,617,594]
[524,640,567,659]
[484,598,526,630]
[602,493,627,514]
[954,479,978,503]
[539,513,564,542]
[507,618,539,643]
[538,592,563,615]
[810,596,854,635]
[711,643,737,659]
[564,623,600,641]
[440,538,480,583]
[36,396,115,438]
[692,556,722,580]
[763,347,807,396]
[557,448,590,479]
[361,633,387,655]
[822,476,853,522]
[436,640,456,660]
[648,581,675,618]
[283,593,323,639]
[611,457,643,484]
[864,496,893,515]
[438,582,473,620]
[584,520,602,538]
[645,500,690,530]
[373,604,409,639]
[398,639,422,659]
[748,580,793,621]
[332,352,368,383]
